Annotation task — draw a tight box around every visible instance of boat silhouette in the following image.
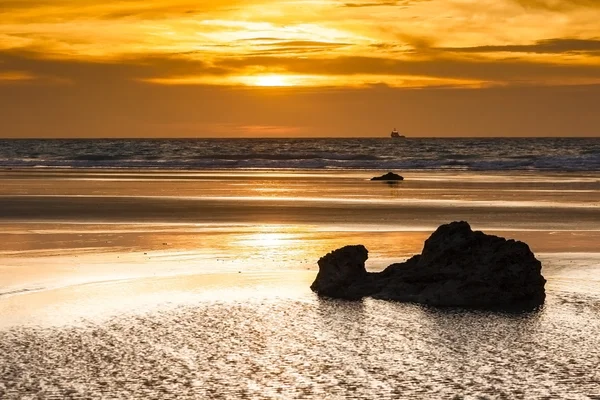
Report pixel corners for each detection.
[390,128,405,138]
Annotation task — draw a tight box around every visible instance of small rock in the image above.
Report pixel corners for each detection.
[310,245,371,300]
[371,172,404,181]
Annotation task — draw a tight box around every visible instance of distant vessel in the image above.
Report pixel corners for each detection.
[390,128,405,138]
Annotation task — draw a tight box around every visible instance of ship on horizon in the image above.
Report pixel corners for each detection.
[390,128,405,138]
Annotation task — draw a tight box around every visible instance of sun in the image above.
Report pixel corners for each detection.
[254,75,291,87]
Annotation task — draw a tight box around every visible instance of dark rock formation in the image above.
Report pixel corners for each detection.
[311,221,546,309]
[371,172,404,181]
[310,245,371,300]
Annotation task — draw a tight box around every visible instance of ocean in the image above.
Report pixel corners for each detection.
[1,137,599,171]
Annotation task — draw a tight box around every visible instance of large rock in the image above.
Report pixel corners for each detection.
[310,221,546,309]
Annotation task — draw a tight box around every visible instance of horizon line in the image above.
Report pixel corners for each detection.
[0,136,599,140]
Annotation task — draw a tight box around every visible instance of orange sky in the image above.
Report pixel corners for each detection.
[1,0,599,137]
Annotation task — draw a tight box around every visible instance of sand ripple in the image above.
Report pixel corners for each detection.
[1,293,599,399]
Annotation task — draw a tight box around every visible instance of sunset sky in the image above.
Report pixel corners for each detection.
[1,0,599,137]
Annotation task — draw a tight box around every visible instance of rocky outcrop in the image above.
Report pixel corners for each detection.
[310,245,371,300]
[310,221,546,309]
[371,172,404,181]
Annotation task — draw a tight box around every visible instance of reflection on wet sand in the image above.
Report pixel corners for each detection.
[1,221,599,299]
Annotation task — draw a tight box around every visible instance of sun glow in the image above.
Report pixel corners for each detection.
[254,75,291,87]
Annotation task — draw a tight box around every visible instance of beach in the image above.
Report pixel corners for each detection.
[1,168,599,398]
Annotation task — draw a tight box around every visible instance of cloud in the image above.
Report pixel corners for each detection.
[342,0,427,7]
[0,1,251,20]
[513,0,600,10]
[343,1,399,7]
[0,49,231,84]
[216,54,600,83]
[437,38,600,54]
[3,45,600,89]
[0,70,36,83]
[261,40,350,48]
[1,0,599,90]
[235,40,352,56]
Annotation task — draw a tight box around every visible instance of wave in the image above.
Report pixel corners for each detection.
[1,158,596,171]
[0,287,43,297]
[72,154,129,161]
[0,138,598,172]
[190,153,382,161]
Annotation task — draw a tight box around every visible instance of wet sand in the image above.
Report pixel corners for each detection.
[1,169,599,320]
[1,169,599,298]
[1,169,599,398]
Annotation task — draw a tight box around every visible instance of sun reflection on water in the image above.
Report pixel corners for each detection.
[249,232,288,247]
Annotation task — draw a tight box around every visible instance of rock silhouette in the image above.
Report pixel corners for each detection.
[311,221,546,309]
[371,172,404,181]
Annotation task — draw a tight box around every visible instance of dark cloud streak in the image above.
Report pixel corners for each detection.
[0,49,231,84]
[218,54,600,82]
[342,0,427,7]
[3,46,600,87]
[438,38,600,54]
[513,0,600,10]
[343,1,398,7]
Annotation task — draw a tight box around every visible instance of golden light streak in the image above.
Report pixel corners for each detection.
[142,73,491,88]
[0,71,37,82]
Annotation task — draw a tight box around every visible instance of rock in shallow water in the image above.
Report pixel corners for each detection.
[311,221,546,309]
[370,172,404,181]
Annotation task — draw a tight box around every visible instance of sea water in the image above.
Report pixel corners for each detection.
[1,137,599,171]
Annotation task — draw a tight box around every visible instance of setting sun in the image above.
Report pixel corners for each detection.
[254,75,291,87]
